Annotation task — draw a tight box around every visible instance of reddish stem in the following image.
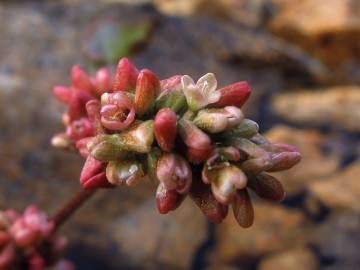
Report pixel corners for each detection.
[51,189,96,232]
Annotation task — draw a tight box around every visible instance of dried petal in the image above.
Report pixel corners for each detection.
[112,58,139,92]
[154,108,177,152]
[134,69,160,116]
[106,159,144,186]
[232,189,254,228]
[212,81,250,108]
[248,173,285,202]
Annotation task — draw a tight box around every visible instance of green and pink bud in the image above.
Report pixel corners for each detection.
[156,183,183,214]
[154,108,177,152]
[106,159,144,186]
[112,58,139,92]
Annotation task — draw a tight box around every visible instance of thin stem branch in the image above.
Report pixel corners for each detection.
[51,189,96,232]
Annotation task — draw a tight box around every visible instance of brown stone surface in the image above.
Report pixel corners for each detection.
[257,248,318,270]
[214,203,310,262]
[308,161,360,212]
[265,125,340,196]
[272,86,360,132]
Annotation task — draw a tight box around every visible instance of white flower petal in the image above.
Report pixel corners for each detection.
[181,75,195,90]
[197,73,217,94]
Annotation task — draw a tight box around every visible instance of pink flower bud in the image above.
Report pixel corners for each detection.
[187,146,213,164]
[189,179,228,223]
[66,118,95,142]
[154,108,177,152]
[100,92,135,131]
[71,65,94,92]
[68,89,95,121]
[156,153,192,194]
[232,189,254,228]
[178,119,211,151]
[134,69,160,116]
[75,137,92,158]
[212,81,250,108]
[112,58,139,92]
[267,151,301,172]
[53,86,72,104]
[156,183,181,214]
[0,244,15,268]
[94,67,112,95]
[80,156,114,189]
[160,75,182,93]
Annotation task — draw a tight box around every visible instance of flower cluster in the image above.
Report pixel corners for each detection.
[52,58,301,228]
[0,206,74,270]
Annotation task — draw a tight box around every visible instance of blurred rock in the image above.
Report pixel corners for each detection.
[258,248,318,270]
[265,125,340,196]
[214,202,310,263]
[110,198,207,270]
[308,161,360,212]
[272,86,360,132]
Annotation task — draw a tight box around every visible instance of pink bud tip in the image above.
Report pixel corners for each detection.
[156,183,179,214]
[154,108,177,152]
[71,65,94,92]
[66,118,95,142]
[80,156,114,189]
[112,58,139,92]
[212,81,250,108]
[94,67,112,95]
[68,90,95,121]
[53,86,72,104]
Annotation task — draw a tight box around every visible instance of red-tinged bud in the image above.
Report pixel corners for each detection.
[241,157,272,174]
[267,151,301,172]
[86,100,104,133]
[262,143,299,154]
[112,58,139,92]
[232,189,254,228]
[106,159,144,186]
[80,156,114,189]
[75,137,92,158]
[212,81,250,108]
[100,92,135,131]
[66,118,95,142]
[28,254,45,270]
[156,183,179,214]
[134,69,160,116]
[154,108,177,152]
[156,153,192,194]
[0,232,10,246]
[178,118,211,151]
[94,67,112,95]
[53,86,72,104]
[160,75,182,93]
[68,89,94,121]
[248,173,285,202]
[189,179,228,223]
[71,65,94,92]
[187,146,213,164]
[0,244,15,268]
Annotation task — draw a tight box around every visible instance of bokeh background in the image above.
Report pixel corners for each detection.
[0,0,359,269]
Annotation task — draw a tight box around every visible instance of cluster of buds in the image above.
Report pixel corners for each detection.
[52,58,301,228]
[0,206,74,270]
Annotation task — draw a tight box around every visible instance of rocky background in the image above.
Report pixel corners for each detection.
[0,0,359,269]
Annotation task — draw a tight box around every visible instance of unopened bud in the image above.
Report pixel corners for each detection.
[224,119,259,138]
[248,173,285,202]
[156,183,180,214]
[94,67,112,95]
[212,81,250,108]
[71,65,94,92]
[106,159,144,186]
[267,151,301,172]
[112,58,139,92]
[232,189,254,228]
[80,156,113,189]
[154,108,177,152]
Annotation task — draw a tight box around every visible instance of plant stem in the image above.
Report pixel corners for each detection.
[51,189,96,232]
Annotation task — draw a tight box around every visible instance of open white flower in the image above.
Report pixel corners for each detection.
[181,73,221,111]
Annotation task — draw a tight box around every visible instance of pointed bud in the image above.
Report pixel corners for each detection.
[80,156,113,189]
[94,67,112,95]
[88,134,128,161]
[51,133,73,151]
[100,92,135,131]
[106,159,144,186]
[232,189,254,228]
[68,89,94,121]
[224,119,259,138]
[155,88,187,113]
[241,157,272,174]
[66,118,95,142]
[154,108,177,152]
[248,173,285,202]
[134,69,160,116]
[267,151,301,172]
[193,106,243,133]
[112,58,139,92]
[212,81,250,108]
[156,153,192,194]
[0,244,14,268]
[261,143,299,154]
[156,183,180,214]
[71,65,94,92]
[53,86,72,104]
[190,179,228,223]
[187,146,213,164]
